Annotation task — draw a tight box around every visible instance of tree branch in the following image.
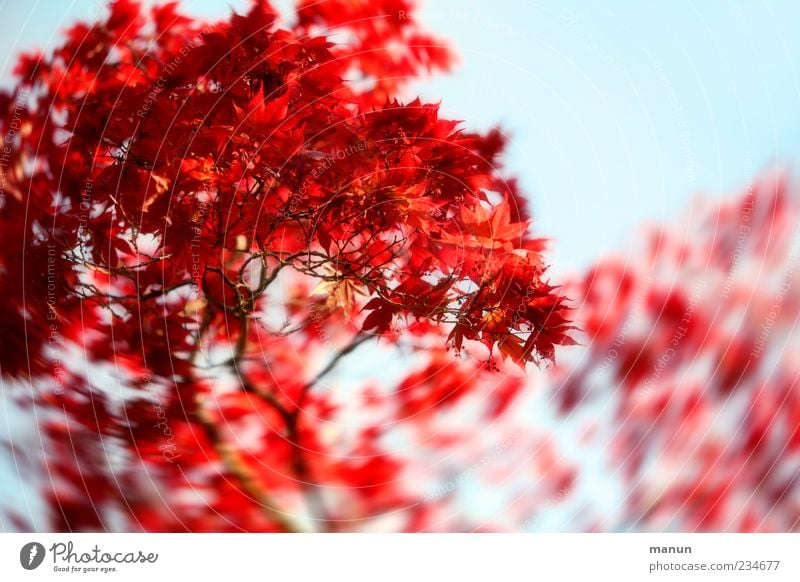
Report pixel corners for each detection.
[296,333,371,411]
[194,400,304,532]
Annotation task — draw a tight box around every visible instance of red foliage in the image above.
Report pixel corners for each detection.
[0,0,571,531]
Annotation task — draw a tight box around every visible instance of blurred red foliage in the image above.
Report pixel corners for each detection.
[548,173,800,531]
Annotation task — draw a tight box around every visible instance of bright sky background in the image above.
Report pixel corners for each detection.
[418,0,800,276]
[2,0,800,530]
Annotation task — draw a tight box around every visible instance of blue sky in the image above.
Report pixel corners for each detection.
[416,0,800,275]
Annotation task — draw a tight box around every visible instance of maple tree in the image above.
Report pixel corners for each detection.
[0,0,573,531]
